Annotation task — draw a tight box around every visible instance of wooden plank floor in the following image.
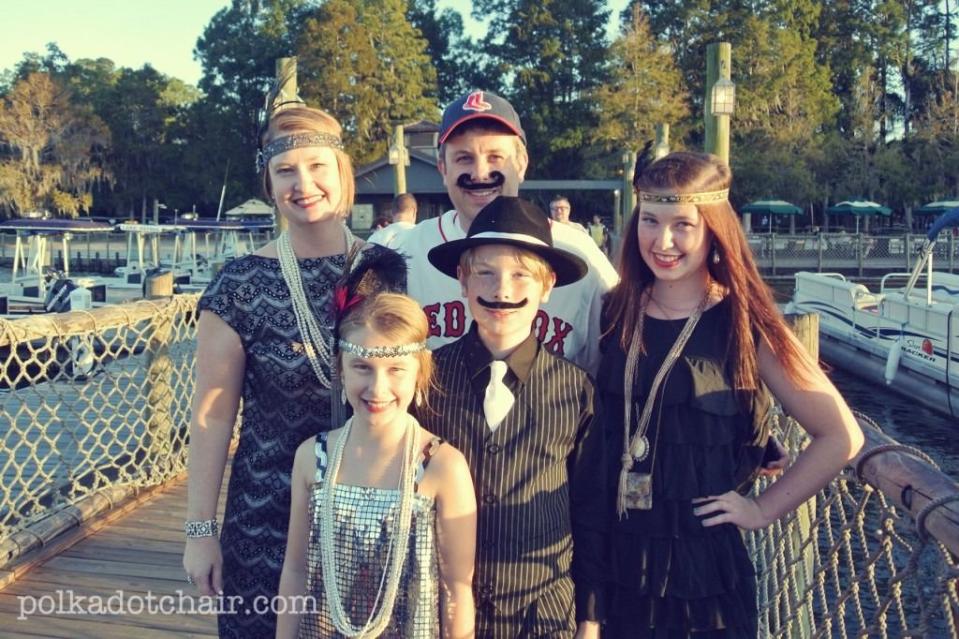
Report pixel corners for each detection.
[0,470,230,638]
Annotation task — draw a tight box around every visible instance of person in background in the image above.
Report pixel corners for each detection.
[550,195,588,234]
[587,214,610,256]
[369,192,418,245]
[392,192,418,227]
[598,151,863,638]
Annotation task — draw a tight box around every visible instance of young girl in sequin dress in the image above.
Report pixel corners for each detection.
[599,151,864,638]
[277,293,477,639]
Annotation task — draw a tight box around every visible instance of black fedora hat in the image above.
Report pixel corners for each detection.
[427,196,587,286]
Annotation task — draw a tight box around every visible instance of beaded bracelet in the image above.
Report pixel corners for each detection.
[184,519,219,538]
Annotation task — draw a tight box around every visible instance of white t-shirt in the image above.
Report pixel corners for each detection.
[367,220,415,246]
[370,209,619,375]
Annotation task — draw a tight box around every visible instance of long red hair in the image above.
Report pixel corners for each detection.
[605,151,811,393]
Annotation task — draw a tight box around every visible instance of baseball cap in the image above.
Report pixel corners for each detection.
[438,90,526,145]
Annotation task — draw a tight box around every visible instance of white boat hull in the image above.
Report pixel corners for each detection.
[792,271,959,418]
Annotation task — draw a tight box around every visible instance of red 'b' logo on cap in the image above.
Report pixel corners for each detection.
[463,91,492,112]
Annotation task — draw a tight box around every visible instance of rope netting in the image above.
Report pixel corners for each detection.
[751,411,959,638]
[0,297,956,638]
[0,294,201,565]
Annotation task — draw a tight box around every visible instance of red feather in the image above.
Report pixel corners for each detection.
[334,285,364,316]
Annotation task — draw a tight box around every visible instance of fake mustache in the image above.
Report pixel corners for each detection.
[456,172,506,191]
[477,297,528,310]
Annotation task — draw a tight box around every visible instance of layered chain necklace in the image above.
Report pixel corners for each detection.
[616,283,714,517]
[275,226,353,388]
[319,416,418,637]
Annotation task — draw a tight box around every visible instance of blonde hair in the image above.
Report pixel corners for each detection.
[338,293,433,405]
[457,245,555,288]
[260,106,355,215]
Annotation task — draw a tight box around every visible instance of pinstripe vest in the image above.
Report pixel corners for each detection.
[420,334,589,632]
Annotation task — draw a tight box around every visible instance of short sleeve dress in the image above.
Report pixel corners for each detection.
[197,244,401,639]
[597,298,772,639]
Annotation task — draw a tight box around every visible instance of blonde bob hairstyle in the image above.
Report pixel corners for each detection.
[337,293,434,407]
[259,106,355,216]
[457,245,556,291]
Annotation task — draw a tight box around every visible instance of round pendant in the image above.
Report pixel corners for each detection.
[631,435,650,462]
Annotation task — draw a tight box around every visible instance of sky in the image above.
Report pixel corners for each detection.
[0,0,630,87]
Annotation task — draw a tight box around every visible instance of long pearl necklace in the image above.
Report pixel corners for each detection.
[319,416,418,637]
[276,227,352,387]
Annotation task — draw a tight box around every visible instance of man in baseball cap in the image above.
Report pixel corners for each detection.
[368,89,618,375]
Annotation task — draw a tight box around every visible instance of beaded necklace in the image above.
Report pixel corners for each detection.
[275,227,353,388]
[319,416,418,637]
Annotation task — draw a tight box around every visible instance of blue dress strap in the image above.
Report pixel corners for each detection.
[314,432,330,484]
[414,436,444,491]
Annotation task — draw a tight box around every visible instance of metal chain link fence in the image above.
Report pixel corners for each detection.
[748,232,958,276]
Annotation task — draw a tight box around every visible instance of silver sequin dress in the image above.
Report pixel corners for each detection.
[299,432,441,638]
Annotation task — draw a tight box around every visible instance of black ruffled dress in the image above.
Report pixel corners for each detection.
[598,298,772,638]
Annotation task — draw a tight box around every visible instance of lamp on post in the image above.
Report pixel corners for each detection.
[710,77,736,117]
[388,124,410,196]
[704,43,745,230]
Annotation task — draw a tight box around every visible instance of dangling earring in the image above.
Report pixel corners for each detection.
[415,390,424,408]
[712,246,721,264]
[340,387,347,405]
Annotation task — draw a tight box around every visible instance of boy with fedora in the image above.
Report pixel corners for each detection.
[415,195,606,639]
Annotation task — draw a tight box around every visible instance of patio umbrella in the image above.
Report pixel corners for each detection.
[740,200,803,233]
[826,200,892,233]
[915,200,959,215]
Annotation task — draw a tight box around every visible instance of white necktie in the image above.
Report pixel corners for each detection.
[484,360,515,431]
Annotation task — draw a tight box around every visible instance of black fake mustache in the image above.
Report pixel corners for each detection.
[456,172,506,191]
[477,297,528,310]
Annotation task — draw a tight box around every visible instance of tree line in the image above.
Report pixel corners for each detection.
[0,0,956,225]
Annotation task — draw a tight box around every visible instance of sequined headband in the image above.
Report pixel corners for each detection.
[256,132,345,172]
[338,339,428,359]
[637,189,729,204]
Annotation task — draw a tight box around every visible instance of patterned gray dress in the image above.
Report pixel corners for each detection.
[198,247,399,639]
[299,431,441,638]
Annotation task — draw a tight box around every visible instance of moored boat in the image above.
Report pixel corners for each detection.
[790,209,959,417]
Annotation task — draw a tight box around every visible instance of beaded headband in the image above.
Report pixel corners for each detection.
[256,131,345,172]
[338,339,427,359]
[637,189,729,204]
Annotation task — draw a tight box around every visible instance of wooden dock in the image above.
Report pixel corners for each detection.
[0,471,227,637]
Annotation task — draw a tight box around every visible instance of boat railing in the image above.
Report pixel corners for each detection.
[880,271,923,294]
[0,307,956,636]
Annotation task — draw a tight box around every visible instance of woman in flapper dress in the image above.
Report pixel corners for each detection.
[599,151,864,638]
[183,102,406,638]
